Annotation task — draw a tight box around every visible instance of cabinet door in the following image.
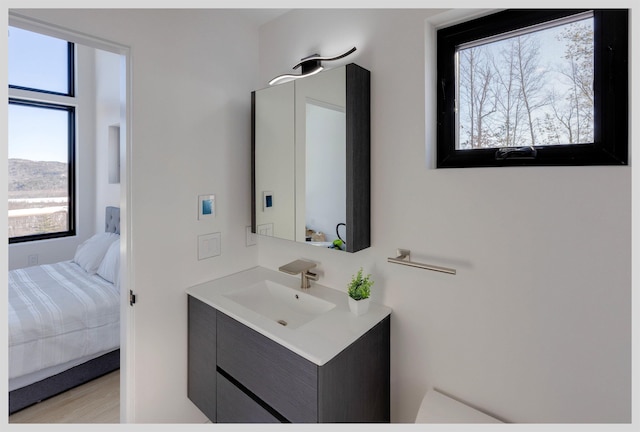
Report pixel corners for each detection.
[216,312,318,422]
[216,372,281,423]
[187,296,217,421]
[318,315,390,422]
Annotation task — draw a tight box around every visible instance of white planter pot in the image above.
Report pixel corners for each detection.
[348,297,370,316]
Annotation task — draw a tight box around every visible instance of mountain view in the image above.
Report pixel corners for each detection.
[8,158,69,238]
[8,158,68,199]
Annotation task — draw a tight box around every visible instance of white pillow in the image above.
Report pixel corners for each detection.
[73,232,120,274]
[97,238,120,286]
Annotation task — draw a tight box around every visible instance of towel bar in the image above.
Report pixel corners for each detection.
[387,249,456,275]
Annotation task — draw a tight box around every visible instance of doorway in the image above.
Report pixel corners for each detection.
[7,12,132,423]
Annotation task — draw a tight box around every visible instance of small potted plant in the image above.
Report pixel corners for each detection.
[347,268,374,316]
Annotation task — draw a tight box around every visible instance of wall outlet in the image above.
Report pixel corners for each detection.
[28,254,38,266]
[246,226,257,247]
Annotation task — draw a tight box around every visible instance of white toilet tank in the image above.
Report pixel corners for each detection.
[415,389,503,423]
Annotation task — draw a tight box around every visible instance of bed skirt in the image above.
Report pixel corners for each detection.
[9,349,120,415]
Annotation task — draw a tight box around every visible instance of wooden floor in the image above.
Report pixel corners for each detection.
[9,370,120,424]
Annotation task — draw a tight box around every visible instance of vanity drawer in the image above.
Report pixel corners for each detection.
[216,371,281,423]
[216,312,318,423]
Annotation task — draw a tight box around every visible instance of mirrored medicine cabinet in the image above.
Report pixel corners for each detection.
[251,63,370,253]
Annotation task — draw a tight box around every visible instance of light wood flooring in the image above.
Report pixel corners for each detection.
[9,370,120,424]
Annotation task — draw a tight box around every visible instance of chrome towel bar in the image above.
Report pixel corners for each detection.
[387,249,456,275]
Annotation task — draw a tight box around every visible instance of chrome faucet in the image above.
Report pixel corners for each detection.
[278,259,319,289]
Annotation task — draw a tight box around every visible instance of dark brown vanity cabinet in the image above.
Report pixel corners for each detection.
[187,295,390,423]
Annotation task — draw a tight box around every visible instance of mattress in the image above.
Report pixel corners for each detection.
[8,260,120,390]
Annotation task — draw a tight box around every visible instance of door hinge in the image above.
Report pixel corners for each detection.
[129,290,136,306]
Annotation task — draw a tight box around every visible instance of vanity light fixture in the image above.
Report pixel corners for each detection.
[268,46,357,86]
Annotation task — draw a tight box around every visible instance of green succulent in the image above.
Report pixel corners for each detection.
[347,268,373,300]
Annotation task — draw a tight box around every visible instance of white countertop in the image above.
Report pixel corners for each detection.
[186,266,392,366]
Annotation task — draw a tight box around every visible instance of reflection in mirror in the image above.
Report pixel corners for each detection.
[305,100,346,246]
[253,82,295,241]
[294,66,346,249]
[252,63,370,253]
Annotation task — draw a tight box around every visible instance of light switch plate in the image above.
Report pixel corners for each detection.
[246,226,257,246]
[198,232,221,260]
[257,223,274,236]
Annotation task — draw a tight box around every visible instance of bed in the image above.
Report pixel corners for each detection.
[8,206,121,414]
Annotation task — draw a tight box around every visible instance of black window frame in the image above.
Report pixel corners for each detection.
[436,9,628,168]
[8,33,76,244]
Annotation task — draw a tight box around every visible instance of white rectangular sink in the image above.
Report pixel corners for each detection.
[223,280,336,329]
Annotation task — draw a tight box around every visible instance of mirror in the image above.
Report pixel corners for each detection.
[252,63,370,253]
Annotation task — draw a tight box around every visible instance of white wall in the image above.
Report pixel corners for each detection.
[256,9,632,423]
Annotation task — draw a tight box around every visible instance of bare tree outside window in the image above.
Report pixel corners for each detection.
[456,15,594,150]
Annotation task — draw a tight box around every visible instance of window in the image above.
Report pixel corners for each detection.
[8,26,76,243]
[436,9,628,168]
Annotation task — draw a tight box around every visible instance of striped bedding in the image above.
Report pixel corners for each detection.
[8,261,120,387]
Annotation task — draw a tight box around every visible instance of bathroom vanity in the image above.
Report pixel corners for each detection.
[186,267,391,423]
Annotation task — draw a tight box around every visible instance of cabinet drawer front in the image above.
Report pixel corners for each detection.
[216,372,281,423]
[217,312,317,423]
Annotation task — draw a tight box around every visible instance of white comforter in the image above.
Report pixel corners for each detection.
[8,261,120,381]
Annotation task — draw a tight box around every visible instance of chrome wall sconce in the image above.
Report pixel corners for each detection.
[268,46,357,86]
